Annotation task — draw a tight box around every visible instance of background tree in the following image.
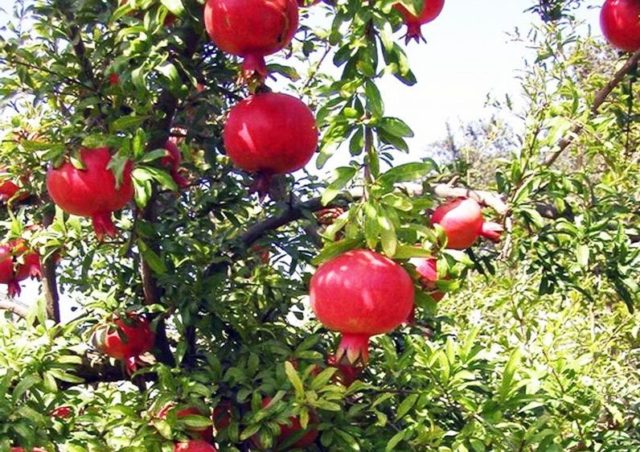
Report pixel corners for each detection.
[0,0,639,451]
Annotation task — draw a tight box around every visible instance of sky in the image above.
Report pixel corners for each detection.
[0,0,602,319]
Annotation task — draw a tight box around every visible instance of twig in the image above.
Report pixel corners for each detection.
[0,299,29,318]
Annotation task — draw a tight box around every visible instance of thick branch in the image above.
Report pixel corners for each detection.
[42,210,61,323]
[0,299,29,318]
[543,49,640,167]
[431,184,508,216]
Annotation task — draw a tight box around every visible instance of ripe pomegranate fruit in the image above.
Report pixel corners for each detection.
[93,315,155,373]
[212,401,232,431]
[394,0,445,43]
[0,179,28,203]
[157,403,214,442]
[430,198,503,250]
[600,0,640,52]
[310,249,414,364]
[204,0,299,80]
[46,147,134,240]
[174,440,218,452]
[224,92,318,193]
[0,240,42,297]
[162,140,189,189]
[51,405,73,419]
[253,398,319,449]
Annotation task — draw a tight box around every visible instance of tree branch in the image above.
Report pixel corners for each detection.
[42,210,61,323]
[0,299,29,318]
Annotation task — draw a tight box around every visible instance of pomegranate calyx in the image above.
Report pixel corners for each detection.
[7,280,21,298]
[480,221,503,242]
[241,54,268,82]
[404,23,426,44]
[336,333,370,365]
[91,213,118,241]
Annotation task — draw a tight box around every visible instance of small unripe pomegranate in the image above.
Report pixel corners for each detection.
[253,398,319,449]
[174,440,218,452]
[310,249,414,364]
[0,240,42,297]
[162,140,189,189]
[224,92,318,194]
[431,198,502,250]
[93,315,155,373]
[157,403,214,441]
[600,0,640,52]
[204,0,299,80]
[394,0,445,43]
[46,147,134,240]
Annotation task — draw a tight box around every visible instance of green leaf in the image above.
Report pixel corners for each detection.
[138,239,167,274]
[161,0,185,15]
[386,431,406,451]
[365,81,384,118]
[285,361,305,398]
[396,393,418,419]
[499,348,522,401]
[322,167,357,205]
[378,117,414,138]
[378,162,433,186]
[111,115,148,132]
[393,245,432,259]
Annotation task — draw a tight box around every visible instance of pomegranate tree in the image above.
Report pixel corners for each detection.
[157,403,214,442]
[394,0,445,43]
[162,140,189,189]
[310,249,414,364]
[204,0,299,80]
[93,315,155,373]
[223,92,318,193]
[0,239,42,297]
[174,440,218,452]
[46,147,134,240]
[600,0,640,52]
[431,198,503,250]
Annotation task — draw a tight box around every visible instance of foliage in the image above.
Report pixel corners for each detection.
[0,0,639,451]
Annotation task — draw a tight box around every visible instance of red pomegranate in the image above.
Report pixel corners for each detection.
[0,179,28,203]
[600,0,640,52]
[431,198,503,250]
[10,448,47,452]
[410,257,445,302]
[94,315,155,373]
[0,240,42,297]
[310,249,414,364]
[162,140,189,189]
[212,401,232,431]
[394,0,445,43]
[46,147,134,240]
[223,92,318,191]
[51,406,73,419]
[174,440,218,452]
[204,0,299,80]
[254,398,319,449]
[157,403,214,441]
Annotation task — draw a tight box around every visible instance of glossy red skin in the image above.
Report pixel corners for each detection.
[410,257,444,301]
[310,249,414,363]
[162,140,189,189]
[174,440,218,452]
[101,316,155,360]
[257,398,319,448]
[0,240,42,297]
[600,0,640,52]
[204,0,298,78]
[224,93,318,175]
[394,0,445,42]
[46,147,134,239]
[0,180,28,202]
[157,404,214,441]
[431,198,485,250]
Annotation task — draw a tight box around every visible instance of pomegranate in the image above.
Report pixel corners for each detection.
[212,401,232,431]
[0,179,28,203]
[600,0,640,52]
[157,403,214,441]
[162,140,189,189]
[410,257,445,302]
[253,397,319,449]
[315,207,345,226]
[394,0,445,43]
[10,448,47,452]
[430,198,503,250]
[223,92,318,193]
[108,73,120,86]
[204,0,299,80]
[174,440,218,452]
[93,315,155,373]
[310,249,414,364]
[46,147,134,240]
[250,244,270,264]
[327,354,362,386]
[51,406,73,419]
[0,240,42,297]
